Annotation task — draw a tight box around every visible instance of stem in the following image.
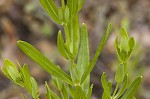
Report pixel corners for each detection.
[112,83,120,98]
[61,0,65,8]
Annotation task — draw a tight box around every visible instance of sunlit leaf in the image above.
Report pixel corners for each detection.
[17,41,73,85]
[68,15,80,58]
[77,23,90,92]
[67,0,78,19]
[115,74,128,99]
[115,64,125,83]
[81,23,112,83]
[73,86,86,99]
[121,76,142,99]
[129,37,135,51]
[30,77,39,99]
[40,0,61,24]
[78,0,85,11]
[86,84,93,99]
[64,6,70,23]
[61,84,69,99]
[57,31,72,59]
[20,64,32,93]
[45,82,60,99]
[101,72,110,97]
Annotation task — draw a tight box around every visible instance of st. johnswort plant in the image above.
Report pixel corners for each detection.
[1,0,142,99]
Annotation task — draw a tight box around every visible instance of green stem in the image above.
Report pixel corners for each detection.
[112,83,120,98]
[61,0,65,8]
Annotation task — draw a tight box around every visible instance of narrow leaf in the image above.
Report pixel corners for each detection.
[77,23,90,92]
[58,8,64,22]
[121,28,128,38]
[115,37,123,62]
[115,64,124,83]
[57,31,71,59]
[7,66,22,84]
[120,35,129,53]
[115,74,128,99]
[68,85,74,97]
[81,23,112,83]
[64,6,70,23]
[20,64,32,94]
[52,75,63,90]
[70,64,79,83]
[61,84,69,99]
[1,66,12,80]
[17,41,73,85]
[101,72,110,97]
[40,0,61,24]
[129,37,135,51]
[67,0,78,19]
[108,81,112,93]
[68,15,80,58]
[121,76,142,99]
[45,82,60,99]
[4,59,17,71]
[30,77,39,99]
[74,86,86,99]
[86,84,93,99]
[78,0,85,11]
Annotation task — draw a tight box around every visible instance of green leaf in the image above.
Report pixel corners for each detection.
[121,76,142,99]
[115,74,128,99]
[68,85,74,97]
[107,81,112,93]
[70,64,79,83]
[101,72,110,97]
[81,23,112,83]
[58,8,64,22]
[61,84,69,99]
[121,28,128,38]
[45,82,60,99]
[57,31,72,59]
[17,40,73,85]
[4,59,17,71]
[77,23,90,92]
[129,37,135,51]
[20,64,32,94]
[40,0,61,24]
[67,0,78,19]
[102,91,109,99]
[7,66,23,86]
[131,97,136,99]
[86,84,93,99]
[64,6,70,23]
[73,86,86,99]
[1,66,12,80]
[120,35,129,53]
[115,37,123,62]
[68,15,80,58]
[52,75,63,90]
[30,77,39,99]
[78,0,85,11]
[120,28,129,59]
[115,64,125,83]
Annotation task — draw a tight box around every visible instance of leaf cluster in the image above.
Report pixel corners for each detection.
[101,29,142,99]
[1,0,142,99]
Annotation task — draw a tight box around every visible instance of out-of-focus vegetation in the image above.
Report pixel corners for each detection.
[0,0,150,99]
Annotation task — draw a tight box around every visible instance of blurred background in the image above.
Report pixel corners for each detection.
[0,0,150,99]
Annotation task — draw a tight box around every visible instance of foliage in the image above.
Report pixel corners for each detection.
[1,0,142,99]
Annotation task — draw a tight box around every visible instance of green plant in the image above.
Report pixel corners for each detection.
[1,0,142,99]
